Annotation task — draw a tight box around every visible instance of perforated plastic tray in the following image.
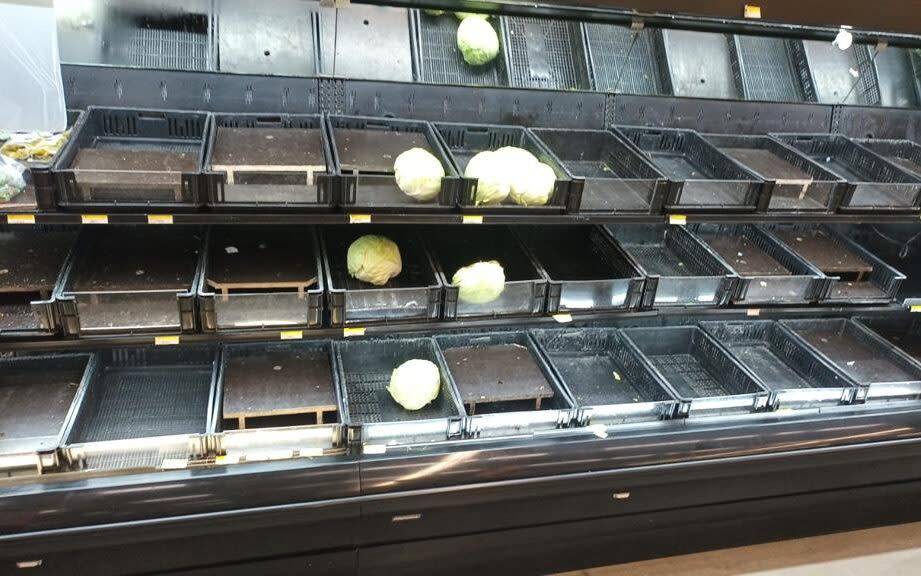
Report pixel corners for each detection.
[765,224,905,304]
[614,126,762,211]
[433,122,574,213]
[690,223,825,305]
[854,139,921,180]
[56,227,204,335]
[704,134,846,213]
[335,337,465,446]
[781,318,921,402]
[700,321,857,408]
[532,328,679,425]
[436,331,574,437]
[730,35,807,102]
[198,226,324,331]
[53,107,208,209]
[857,316,921,363]
[583,23,666,94]
[621,325,771,416]
[607,224,736,308]
[321,225,443,326]
[657,29,738,99]
[500,17,590,90]
[773,134,921,212]
[411,10,507,86]
[204,113,335,209]
[425,226,547,320]
[530,127,667,214]
[516,225,644,313]
[846,223,921,306]
[62,345,219,471]
[327,115,459,211]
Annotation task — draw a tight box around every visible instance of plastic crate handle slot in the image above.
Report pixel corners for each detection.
[255,115,284,125]
[136,112,168,122]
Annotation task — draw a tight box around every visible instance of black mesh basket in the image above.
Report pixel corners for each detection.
[410,10,507,86]
[500,16,590,90]
[854,139,921,180]
[730,35,807,102]
[583,22,667,95]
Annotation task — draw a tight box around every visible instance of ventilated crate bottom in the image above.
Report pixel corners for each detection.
[334,130,432,173]
[0,367,83,452]
[726,344,813,390]
[734,36,803,102]
[344,371,448,424]
[442,344,553,413]
[867,325,921,362]
[797,328,916,384]
[583,23,660,94]
[648,354,731,398]
[720,148,812,181]
[128,27,209,72]
[628,245,695,277]
[0,302,41,332]
[549,352,648,405]
[70,367,211,443]
[706,236,790,276]
[504,17,588,90]
[415,12,504,86]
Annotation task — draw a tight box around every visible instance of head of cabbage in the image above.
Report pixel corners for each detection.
[393,147,445,202]
[456,16,500,66]
[510,161,556,206]
[388,359,441,410]
[464,151,510,205]
[347,235,402,286]
[455,12,489,20]
[453,260,505,304]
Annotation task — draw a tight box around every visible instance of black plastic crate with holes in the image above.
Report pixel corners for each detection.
[530,127,668,214]
[320,225,443,327]
[435,331,575,437]
[2,110,83,212]
[656,29,738,99]
[424,226,548,320]
[334,336,465,447]
[500,16,590,90]
[410,10,507,86]
[52,107,208,210]
[433,121,574,213]
[730,36,807,102]
[703,134,846,213]
[531,327,679,426]
[781,318,921,403]
[764,223,905,305]
[608,224,737,309]
[582,22,667,95]
[0,227,78,338]
[326,115,459,211]
[846,223,921,308]
[700,320,858,409]
[197,226,325,332]
[772,134,921,213]
[689,223,826,305]
[515,225,644,314]
[203,114,335,210]
[613,126,763,212]
[792,41,879,105]
[620,325,772,416]
[60,344,220,472]
[854,139,921,181]
[857,315,921,364]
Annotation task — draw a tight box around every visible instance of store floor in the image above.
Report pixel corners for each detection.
[554,521,921,575]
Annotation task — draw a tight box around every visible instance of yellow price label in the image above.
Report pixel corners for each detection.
[6,214,36,224]
[280,330,304,340]
[552,313,573,324]
[746,308,761,317]
[349,214,372,224]
[668,214,687,225]
[81,214,109,224]
[462,215,484,224]
[743,4,762,18]
[147,214,174,225]
[343,327,367,337]
[911,305,921,313]
[154,335,180,346]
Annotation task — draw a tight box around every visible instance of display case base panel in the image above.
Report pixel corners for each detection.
[222,349,337,430]
[69,367,211,443]
[442,344,553,413]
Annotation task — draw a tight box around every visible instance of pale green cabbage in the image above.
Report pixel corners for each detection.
[510,161,556,206]
[393,147,445,202]
[495,146,539,169]
[0,161,25,202]
[424,9,445,16]
[453,260,506,304]
[388,359,441,410]
[456,17,500,66]
[455,12,489,20]
[347,235,402,286]
[464,151,510,205]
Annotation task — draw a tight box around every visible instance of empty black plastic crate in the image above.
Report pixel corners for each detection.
[620,325,771,416]
[410,10,507,86]
[203,114,335,209]
[425,226,547,320]
[53,107,208,209]
[690,223,826,305]
[434,121,574,212]
[704,134,846,213]
[583,23,667,95]
[773,134,921,212]
[700,321,857,408]
[198,227,324,332]
[730,36,807,102]
[613,126,762,212]
[320,226,443,326]
[794,40,879,105]
[516,225,644,313]
[530,128,667,214]
[607,224,736,308]
[857,316,921,364]
[531,327,679,426]
[854,139,921,180]
[327,115,459,211]
[500,17,590,90]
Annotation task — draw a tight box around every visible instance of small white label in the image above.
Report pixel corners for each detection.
[15,560,43,569]
[612,492,631,500]
[160,458,188,470]
[552,313,573,324]
[392,513,422,522]
[363,444,387,455]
